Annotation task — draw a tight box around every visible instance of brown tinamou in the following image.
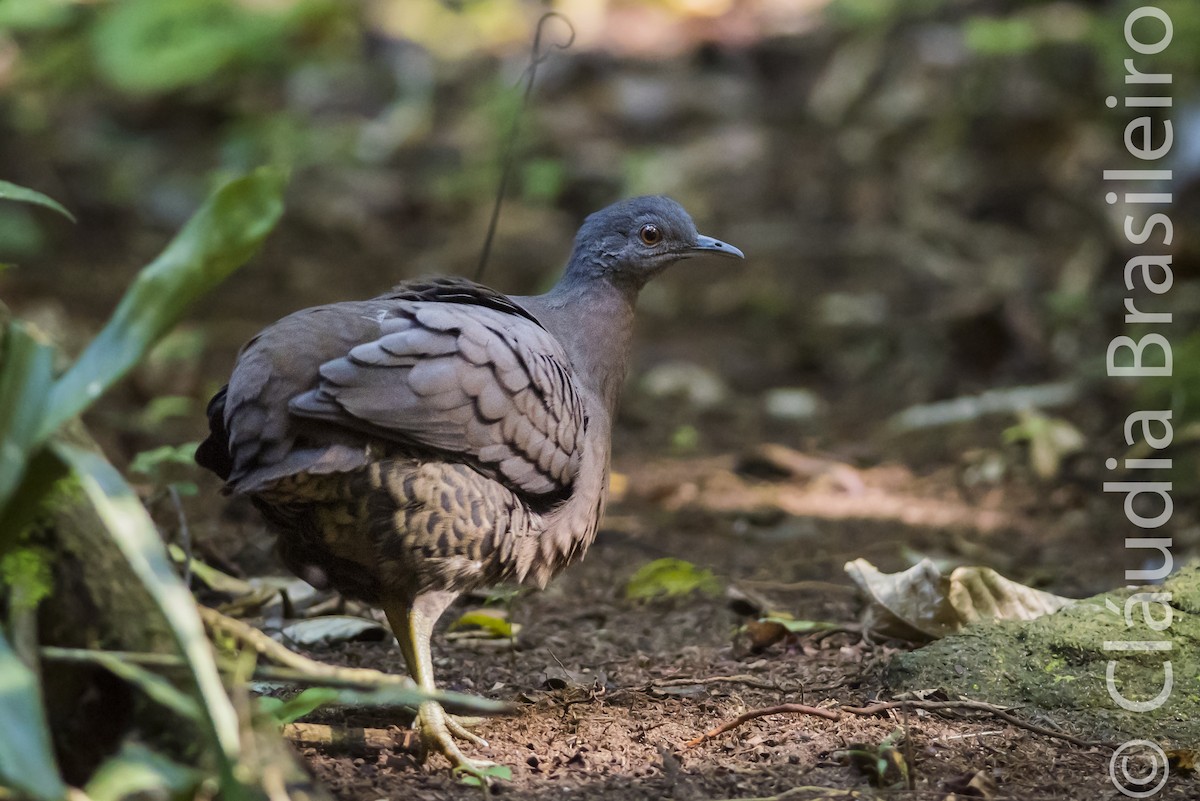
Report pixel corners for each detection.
[196,195,743,774]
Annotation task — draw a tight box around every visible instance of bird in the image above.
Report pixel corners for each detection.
[195,195,743,775]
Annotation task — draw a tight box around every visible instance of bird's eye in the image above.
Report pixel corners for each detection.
[639,224,662,246]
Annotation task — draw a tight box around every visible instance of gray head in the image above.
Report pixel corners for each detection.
[565,196,743,287]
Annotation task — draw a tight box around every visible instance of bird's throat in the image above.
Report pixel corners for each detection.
[517,275,639,420]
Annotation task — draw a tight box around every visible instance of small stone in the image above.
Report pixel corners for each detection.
[640,361,730,409]
[763,387,822,421]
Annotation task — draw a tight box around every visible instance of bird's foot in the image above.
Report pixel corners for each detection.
[416,701,496,779]
[445,714,488,748]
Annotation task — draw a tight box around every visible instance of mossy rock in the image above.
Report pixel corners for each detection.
[887,563,1200,744]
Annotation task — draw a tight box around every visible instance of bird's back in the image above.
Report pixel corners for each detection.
[197,277,601,601]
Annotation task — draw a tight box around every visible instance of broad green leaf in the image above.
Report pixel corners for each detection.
[40,167,284,440]
[0,0,74,31]
[0,320,55,517]
[49,443,242,770]
[259,687,339,727]
[0,628,67,801]
[624,558,722,600]
[91,0,286,95]
[85,741,201,801]
[252,680,504,717]
[0,180,75,222]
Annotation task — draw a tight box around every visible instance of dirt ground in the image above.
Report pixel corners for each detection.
[246,450,1196,801]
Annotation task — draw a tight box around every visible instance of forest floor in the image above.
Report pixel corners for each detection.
[241,444,1193,801]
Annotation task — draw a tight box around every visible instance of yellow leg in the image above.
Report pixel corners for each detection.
[383,592,493,777]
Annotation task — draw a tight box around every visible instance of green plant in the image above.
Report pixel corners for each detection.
[0,169,284,799]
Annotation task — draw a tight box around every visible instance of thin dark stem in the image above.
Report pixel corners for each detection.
[474,11,575,282]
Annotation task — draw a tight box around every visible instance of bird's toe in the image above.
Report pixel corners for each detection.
[416,701,496,775]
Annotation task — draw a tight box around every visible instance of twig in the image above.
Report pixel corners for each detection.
[706,786,862,800]
[843,700,1110,750]
[649,674,784,691]
[682,697,1113,752]
[474,11,575,281]
[283,722,417,755]
[683,704,841,749]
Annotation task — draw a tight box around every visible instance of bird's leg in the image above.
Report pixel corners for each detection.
[384,591,494,776]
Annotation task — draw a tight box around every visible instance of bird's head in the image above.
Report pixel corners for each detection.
[566,195,744,287]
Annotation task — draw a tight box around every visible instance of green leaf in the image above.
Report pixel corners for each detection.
[39,167,285,441]
[757,616,838,634]
[49,443,243,773]
[0,0,74,31]
[91,0,288,94]
[0,320,56,518]
[624,558,722,601]
[455,763,512,787]
[130,442,200,476]
[1003,409,1084,480]
[253,681,503,718]
[449,610,515,639]
[85,741,201,801]
[0,180,75,222]
[0,628,67,801]
[259,687,339,726]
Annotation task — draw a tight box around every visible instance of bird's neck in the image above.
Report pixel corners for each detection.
[519,275,639,419]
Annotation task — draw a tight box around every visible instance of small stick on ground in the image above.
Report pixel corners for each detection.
[683,704,841,749]
[708,786,861,801]
[283,722,418,755]
[649,674,785,691]
[843,700,1109,750]
[683,698,1113,751]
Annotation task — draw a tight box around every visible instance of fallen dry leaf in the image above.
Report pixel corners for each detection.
[844,558,1073,640]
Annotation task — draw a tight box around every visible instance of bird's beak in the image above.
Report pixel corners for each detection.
[689,233,745,260]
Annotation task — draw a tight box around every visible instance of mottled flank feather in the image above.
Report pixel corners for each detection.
[199,276,603,602]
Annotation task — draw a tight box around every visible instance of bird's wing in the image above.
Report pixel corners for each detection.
[288,281,587,498]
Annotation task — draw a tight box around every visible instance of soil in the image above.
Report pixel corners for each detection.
[247,452,1198,801]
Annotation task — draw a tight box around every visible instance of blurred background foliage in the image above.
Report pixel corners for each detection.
[1,0,1198,525]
